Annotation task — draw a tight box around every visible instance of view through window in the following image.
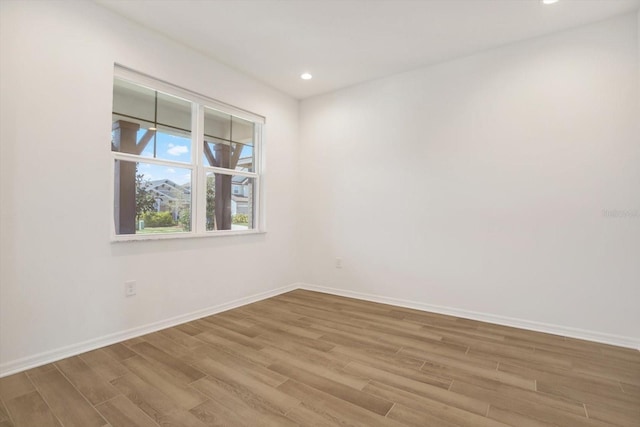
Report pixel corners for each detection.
[111,67,263,239]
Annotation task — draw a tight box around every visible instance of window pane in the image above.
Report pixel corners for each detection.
[114,160,192,235]
[152,126,191,163]
[113,80,192,162]
[203,139,254,172]
[157,92,191,132]
[112,120,191,162]
[113,78,155,122]
[231,117,254,172]
[232,141,254,172]
[204,107,231,140]
[203,137,230,168]
[112,116,155,154]
[232,116,254,144]
[205,172,254,231]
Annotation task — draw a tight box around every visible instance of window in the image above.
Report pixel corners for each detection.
[111,66,264,240]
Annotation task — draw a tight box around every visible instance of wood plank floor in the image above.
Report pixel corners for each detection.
[1,290,639,426]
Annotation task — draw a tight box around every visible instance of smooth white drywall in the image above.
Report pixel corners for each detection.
[0,0,299,371]
[299,14,640,342]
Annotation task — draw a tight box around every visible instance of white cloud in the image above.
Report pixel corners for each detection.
[167,145,188,156]
[166,168,176,174]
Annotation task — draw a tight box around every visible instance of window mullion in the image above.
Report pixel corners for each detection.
[112,152,193,169]
[194,103,205,234]
[202,166,258,179]
[255,123,264,231]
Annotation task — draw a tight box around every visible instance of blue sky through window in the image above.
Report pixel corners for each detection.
[138,129,191,185]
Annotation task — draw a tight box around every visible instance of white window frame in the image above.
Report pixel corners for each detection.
[111,65,265,242]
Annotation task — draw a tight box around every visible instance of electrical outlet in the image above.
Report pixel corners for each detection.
[335,257,343,269]
[125,280,136,297]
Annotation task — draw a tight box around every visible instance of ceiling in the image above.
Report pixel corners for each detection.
[96,0,640,99]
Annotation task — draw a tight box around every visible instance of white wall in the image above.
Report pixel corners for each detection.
[0,0,300,373]
[299,13,640,345]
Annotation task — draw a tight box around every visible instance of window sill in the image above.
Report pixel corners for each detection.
[111,229,266,243]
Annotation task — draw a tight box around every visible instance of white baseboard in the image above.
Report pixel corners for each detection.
[0,284,298,378]
[299,283,640,350]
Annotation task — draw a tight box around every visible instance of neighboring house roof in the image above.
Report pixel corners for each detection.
[148,188,180,203]
[236,156,252,168]
[232,175,249,185]
[150,179,190,195]
[152,180,188,193]
[145,179,190,206]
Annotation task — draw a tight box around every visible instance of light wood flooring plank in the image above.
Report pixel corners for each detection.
[418,351,536,390]
[259,333,352,370]
[450,380,613,427]
[343,361,465,409]
[129,341,206,384]
[333,345,452,389]
[95,395,160,427]
[193,358,299,416]
[284,403,348,427]
[385,402,462,427]
[194,330,276,367]
[487,405,557,427]
[102,343,137,361]
[110,373,206,426]
[190,394,297,427]
[386,401,510,427]
[0,374,34,402]
[260,345,367,389]
[160,327,204,349]
[138,332,207,366]
[55,356,120,405]
[268,362,393,416]
[28,369,107,427]
[277,379,402,427]
[0,398,12,425]
[4,391,61,427]
[120,356,207,410]
[584,401,640,427]
[79,348,130,382]
[190,376,297,424]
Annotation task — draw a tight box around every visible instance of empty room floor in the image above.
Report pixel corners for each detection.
[1,290,638,427]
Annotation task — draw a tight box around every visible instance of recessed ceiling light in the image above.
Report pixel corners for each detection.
[541,0,559,4]
[300,73,313,80]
